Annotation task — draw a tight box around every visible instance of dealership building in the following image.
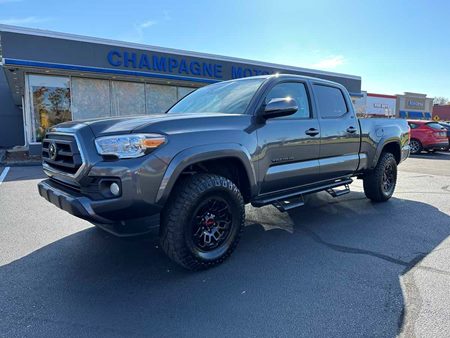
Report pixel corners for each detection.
[0,25,362,151]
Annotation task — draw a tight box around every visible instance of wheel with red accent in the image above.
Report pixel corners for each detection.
[160,174,245,270]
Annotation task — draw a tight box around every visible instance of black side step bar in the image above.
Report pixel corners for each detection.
[326,184,351,198]
[252,178,353,212]
[272,195,305,212]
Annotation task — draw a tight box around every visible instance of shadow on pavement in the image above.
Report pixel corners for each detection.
[1,192,449,337]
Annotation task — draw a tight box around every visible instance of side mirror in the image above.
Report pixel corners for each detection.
[263,98,298,119]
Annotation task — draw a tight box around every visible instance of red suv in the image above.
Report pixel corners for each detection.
[407,120,449,154]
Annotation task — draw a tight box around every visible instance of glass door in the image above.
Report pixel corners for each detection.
[26,74,71,142]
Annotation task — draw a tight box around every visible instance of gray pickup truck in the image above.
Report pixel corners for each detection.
[38,74,410,270]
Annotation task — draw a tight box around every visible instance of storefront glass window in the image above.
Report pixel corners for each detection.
[177,87,195,100]
[72,78,111,120]
[112,81,145,116]
[145,84,177,114]
[28,75,71,142]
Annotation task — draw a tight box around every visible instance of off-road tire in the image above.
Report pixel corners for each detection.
[363,152,397,202]
[409,139,422,155]
[160,174,245,270]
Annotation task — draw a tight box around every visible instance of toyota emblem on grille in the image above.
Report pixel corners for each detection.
[48,141,57,160]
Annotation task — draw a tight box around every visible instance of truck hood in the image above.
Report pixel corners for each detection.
[52,113,245,137]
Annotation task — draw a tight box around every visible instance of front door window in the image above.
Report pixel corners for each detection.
[28,75,71,142]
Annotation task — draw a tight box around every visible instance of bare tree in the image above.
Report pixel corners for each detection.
[433,96,449,105]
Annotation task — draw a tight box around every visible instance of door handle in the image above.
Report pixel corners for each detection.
[305,128,319,136]
[346,126,357,133]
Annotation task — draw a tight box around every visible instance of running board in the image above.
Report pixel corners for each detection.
[326,184,350,197]
[272,195,305,212]
[252,178,353,211]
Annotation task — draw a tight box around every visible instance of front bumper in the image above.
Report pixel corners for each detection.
[38,178,161,236]
[38,179,113,224]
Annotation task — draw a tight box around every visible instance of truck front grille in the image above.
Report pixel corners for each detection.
[42,133,84,175]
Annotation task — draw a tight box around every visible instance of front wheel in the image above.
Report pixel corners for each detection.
[363,152,397,202]
[160,174,245,270]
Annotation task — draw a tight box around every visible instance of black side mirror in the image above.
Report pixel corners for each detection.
[263,98,298,119]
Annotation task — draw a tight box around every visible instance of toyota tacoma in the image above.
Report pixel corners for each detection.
[38,74,410,270]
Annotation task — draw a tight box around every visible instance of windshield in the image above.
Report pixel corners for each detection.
[167,78,265,114]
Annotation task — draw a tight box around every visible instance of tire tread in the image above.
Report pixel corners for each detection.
[160,173,244,270]
[363,152,397,202]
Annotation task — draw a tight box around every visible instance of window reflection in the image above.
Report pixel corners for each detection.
[26,74,201,143]
[29,75,71,142]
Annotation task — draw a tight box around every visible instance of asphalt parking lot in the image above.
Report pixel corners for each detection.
[1,152,449,337]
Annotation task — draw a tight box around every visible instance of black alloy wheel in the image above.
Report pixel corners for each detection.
[191,197,232,253]
[160,174,245,270]
[363,152,397,202]
[381,161,396,195]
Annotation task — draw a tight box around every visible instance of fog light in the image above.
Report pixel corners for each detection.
[110,182,120,196]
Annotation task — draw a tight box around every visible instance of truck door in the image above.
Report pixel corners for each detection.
[312,83,360,180]
[257,81,321,194]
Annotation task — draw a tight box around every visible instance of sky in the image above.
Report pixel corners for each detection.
[1,0,449,97]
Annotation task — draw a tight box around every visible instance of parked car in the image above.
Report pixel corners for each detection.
[439,122,450,150]
[407,120,449,154]
[38,74,410,270]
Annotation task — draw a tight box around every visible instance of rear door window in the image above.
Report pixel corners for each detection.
[426,122,445,130]
[313,85,348,118]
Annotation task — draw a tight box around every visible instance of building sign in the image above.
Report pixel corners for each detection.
[406,99,425,110]
[107,50,273,81]
[373,103,389,109]
[0,30,362,93]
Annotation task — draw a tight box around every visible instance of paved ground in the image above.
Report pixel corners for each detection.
[1,153,449,337]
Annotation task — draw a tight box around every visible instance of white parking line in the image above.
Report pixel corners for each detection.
[0,167,10,185]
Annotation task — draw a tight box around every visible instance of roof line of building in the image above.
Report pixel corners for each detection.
[2,57,363,97]
[367,93,397,99]
[0,24,361,81]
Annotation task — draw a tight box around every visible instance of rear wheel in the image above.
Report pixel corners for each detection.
[409,139,422,154]
[160,174,245,270]
[363,152,397,202]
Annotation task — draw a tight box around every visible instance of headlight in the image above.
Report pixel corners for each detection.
[95,133,166,159]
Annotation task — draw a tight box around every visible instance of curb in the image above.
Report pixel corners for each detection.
[0,161,42,167]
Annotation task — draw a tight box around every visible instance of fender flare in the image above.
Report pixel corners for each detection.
[155,143,257,206]
[370,138,401,169]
